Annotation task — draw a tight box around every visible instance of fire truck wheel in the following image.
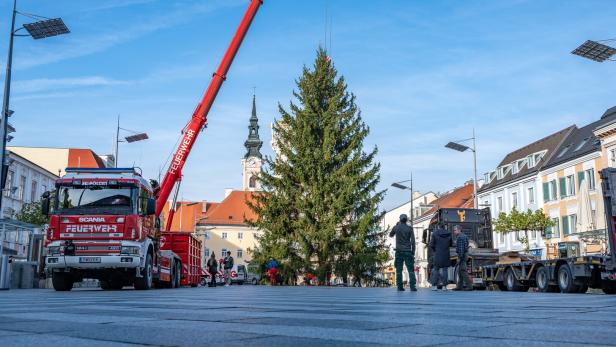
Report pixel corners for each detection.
[558,264,579,294]
[134,252,153,290]
[52,272,74,291]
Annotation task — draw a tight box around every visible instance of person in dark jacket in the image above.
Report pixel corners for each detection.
[206,252,218,287]
[429,226,452,291]
[453,225,473,291]
[389,214,417,292]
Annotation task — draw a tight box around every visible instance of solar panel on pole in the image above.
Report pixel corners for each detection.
[571,40,616,63]
[125,133,149,143]
[23,18,69,40]
[445,141,470,152]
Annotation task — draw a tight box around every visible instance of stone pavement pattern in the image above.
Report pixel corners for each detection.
[0,286,615,346]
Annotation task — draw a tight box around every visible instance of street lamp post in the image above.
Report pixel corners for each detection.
[391,173,415,226]
[114,115,149,168]
[0,0,69,216]
[445,129,478,208]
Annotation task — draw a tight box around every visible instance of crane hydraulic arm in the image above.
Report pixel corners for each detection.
[155,0,263,219]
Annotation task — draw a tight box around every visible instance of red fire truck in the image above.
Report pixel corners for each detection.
[42,0,263,291]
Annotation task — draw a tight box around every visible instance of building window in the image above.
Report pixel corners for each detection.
[18,175,26,201]
[499,232,505,244]
[222,232,227,239]
[527,155,536,168]
[204,248,210,257]
[546,217,560,238]
[238,232,243,240]
[512,164,519,175]
[4,170,13,198]
[585,169,595,191]
[483,200,489,209]
[41,184,47,194]
[611,148,616,168]
[511,192,518,209]
[237,249,243,258]
[566,175,575,196]
[550,180,557,200]
[221,248,227,257]
[562,214,576,236]
[497,197,503,213]
[249,175,257,188]
[30,181,38,202]
[528,187,535,204]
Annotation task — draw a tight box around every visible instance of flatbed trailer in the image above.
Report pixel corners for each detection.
[479,167,616,294]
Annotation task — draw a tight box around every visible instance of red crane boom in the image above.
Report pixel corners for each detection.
[155,0,263,221]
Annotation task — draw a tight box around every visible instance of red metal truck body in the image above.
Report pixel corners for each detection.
[161,231,201,286]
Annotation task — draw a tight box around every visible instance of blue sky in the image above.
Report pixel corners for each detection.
[1,0,616,211]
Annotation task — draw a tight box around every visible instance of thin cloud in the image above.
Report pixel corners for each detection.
[14,0,245,70]
[13,76,127,94]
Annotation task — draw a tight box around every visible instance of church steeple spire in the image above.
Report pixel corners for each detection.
[244,94,263,159]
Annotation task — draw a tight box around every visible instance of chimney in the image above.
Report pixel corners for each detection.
[201,200,207,213]
[224,188,233,198]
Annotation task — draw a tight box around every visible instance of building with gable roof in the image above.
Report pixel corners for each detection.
[539,106,616,258]
[478,126,574,257]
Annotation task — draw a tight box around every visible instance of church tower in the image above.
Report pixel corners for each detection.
[242,95,263,191]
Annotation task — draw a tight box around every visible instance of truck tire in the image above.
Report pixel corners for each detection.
[52,272,74,291]
[252,278,258,285]
[558,264,580,293]
[505,268,529,292]
[134,252,153,290]
[496,282,508,291]
[536,267,557,293]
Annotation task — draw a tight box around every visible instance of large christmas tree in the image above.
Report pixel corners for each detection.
[249,48,386,285]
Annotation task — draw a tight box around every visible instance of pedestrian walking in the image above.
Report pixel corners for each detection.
[452,225,473,291]
[206,252,218,287]
[429,225,452,291]
[389,214,417,292]
[223,251,234,287]
[266,257,278,285]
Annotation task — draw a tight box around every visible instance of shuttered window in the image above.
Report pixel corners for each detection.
[543,182,550,201]
[578,171,585,188]
[562,215,570,235]
[559,177,567,198]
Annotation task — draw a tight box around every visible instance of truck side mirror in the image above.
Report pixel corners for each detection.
[146,198,156,215]
[41,191,50,216]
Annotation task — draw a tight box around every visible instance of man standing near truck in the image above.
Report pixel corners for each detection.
[224,251,234,287]
[453,225,473,291]
[429,225,452,291]
[389,214,417,292]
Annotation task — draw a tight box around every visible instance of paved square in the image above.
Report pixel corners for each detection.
[0,286,614,346]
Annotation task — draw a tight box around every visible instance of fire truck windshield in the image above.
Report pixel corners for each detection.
[55,186,135,215]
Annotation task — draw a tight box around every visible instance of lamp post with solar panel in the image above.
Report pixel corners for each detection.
[0,0,69,216]
[114,115,149,168]
[571,40,616,63]
[445,129,478,209]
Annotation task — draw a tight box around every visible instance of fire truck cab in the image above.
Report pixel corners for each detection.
[43,168,165,291]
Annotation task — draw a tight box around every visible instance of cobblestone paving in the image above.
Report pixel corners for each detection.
[0,286,615,346]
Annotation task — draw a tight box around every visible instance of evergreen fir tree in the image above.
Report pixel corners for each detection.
[248,48,386,284]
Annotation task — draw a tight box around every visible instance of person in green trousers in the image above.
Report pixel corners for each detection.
[389,214,417,291]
